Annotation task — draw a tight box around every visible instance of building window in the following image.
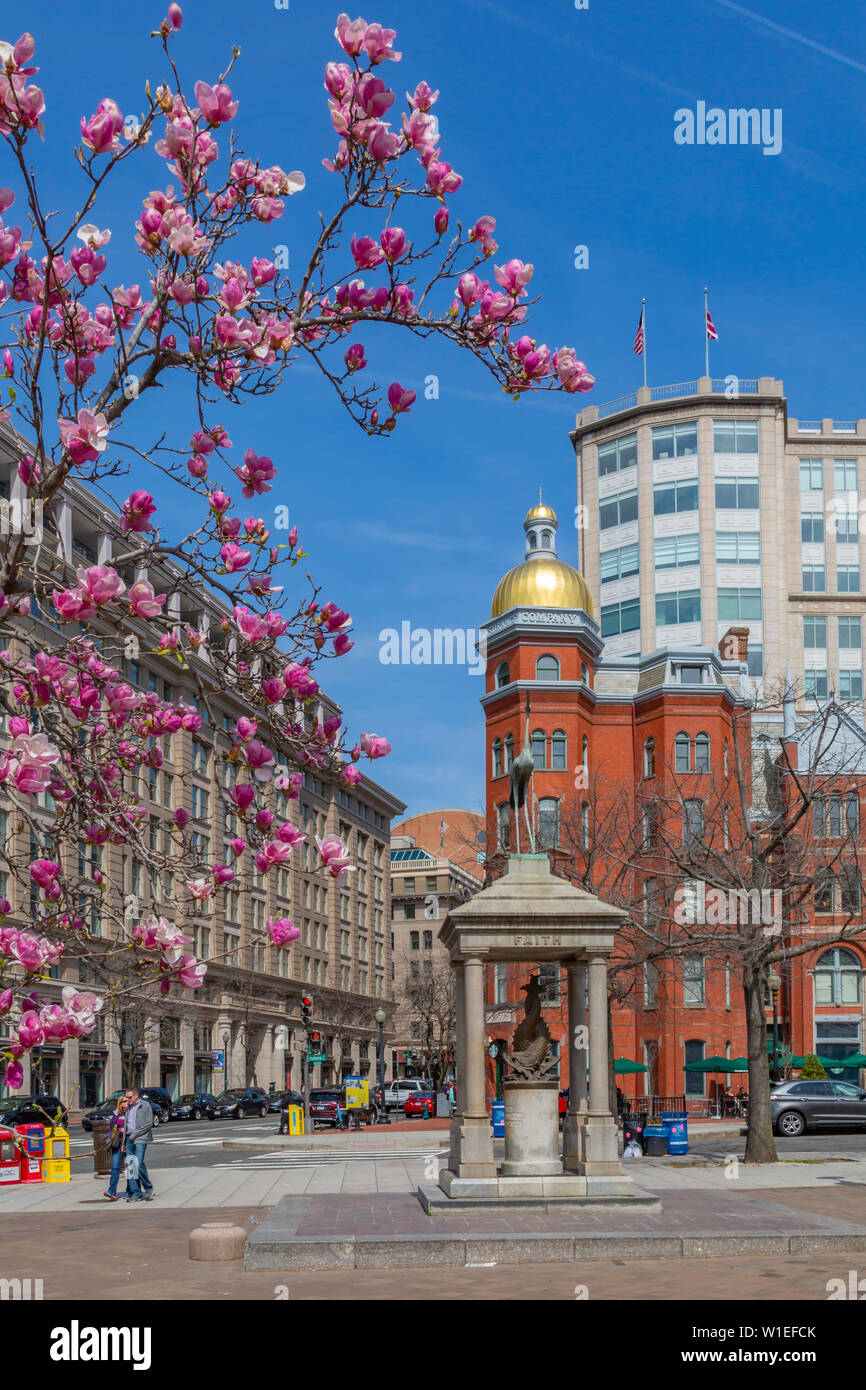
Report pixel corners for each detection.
[683,958,706,1006]
[600,542,640,582]
[803,616,827,649]
[683,800,704,845]
[492,738,503,778]
[832,509,860,545]
[747,645,764,676]
[839,671,863,702]
[643,738,655,778]
[834,459,859,494]
[580,803,589,850]
[653,478,699,515]
[799,459,823,492]
[654,533,699,570]
[838,617,861,650]
[838,564,861,593]
[601,597,640,637]
[494,963,508,1004]
[599,488,638,531]
[530,730,547,770]
[802,564,826,593]
[717,531,761,564]
[581,662,590,685]
[404,902,416,920]
[536,654,560,681]
[551,730,567,771]
[652,421,698,459]
[684,1039,705,1095]
[495,661,510,689]
[805,670,829,701]
[814,871,833,914]
[713,420,758,454]
[656,590,701,627]
[597,431,637,476]
[717,587,762,621]
[538,798,560,849]
[675,733,691,773]
[815,947,861,1005]
[694,733,710,773]
[409,931,419,950]
[715,476,760,510]
[643,960,659,1007]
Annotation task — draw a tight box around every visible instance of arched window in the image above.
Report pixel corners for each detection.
[541,530,553,549]
[531,729,547,770]
[815,947,861,1005]
[695,732,710,773]
[538,797,560,848]
[497,803,511,852]
[675,732,691,773]
[581,662,590,685]
[528,532,538,550]
[492,738,503,778]
[580,802,590,850]
[536,654,560,681]
[551,730,567,771]
[846,791,860,834]
[495,661,510,689]
[644,737,655,778]
[723,743,729,777]
[504,733,514,772]
[582,735,589,771]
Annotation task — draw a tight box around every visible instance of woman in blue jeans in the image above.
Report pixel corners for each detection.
[103,1096,129,1201]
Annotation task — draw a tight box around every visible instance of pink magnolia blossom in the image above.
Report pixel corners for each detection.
[228,783,257,812]
[168,4,183,29]
[351,234,384,270]
[58,408,109,466]
[275,822,305,848]
[266,915,300,947]
[80,98,124,155]
[380,227,407,262]
[335,13,368,55]
[29,858,60,889]
[245,739,275,782]
[175,954,207,988]
[494,258,534,296]
[387,381,415,414]
[361,731,391,759]
[4,1060,23,1090]
[236,449,276,498]
[315,833,355,881]
[553,347,595,394]
[120,490,157,534]
[434,205,449,235]
[128,580,167,620]
[194,81,239,126]
[220,543,252,572]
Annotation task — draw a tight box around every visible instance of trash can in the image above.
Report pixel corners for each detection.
[435,1091,452,1118]
[662,1110,688,1156]
[643,1126,668,1157]
[491,1101,505,1138]
[92,1117,114,1176]
[622,1115,646,1153]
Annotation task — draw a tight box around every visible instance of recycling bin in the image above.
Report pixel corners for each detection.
[662,1110,688,1156]
[643,1126,668,1157]
[491,1101,505,1137]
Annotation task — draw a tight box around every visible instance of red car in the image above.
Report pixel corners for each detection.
[404,1091,436,1119]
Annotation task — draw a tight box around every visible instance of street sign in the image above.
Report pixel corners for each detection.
[307,1052,327,1065]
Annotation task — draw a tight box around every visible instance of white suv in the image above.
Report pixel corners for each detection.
[384,1079,434,1109]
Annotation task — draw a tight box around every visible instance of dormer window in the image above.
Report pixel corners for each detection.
[679,665,704,685]
[541,530,552,549]
[529,532,538,550]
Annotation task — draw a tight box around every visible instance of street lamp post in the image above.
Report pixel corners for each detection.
[768,970,782,1083]
[222,1028,230,1090]
[375,1007,389,1125]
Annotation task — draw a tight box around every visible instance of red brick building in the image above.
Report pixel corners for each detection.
[479,503,866,1110]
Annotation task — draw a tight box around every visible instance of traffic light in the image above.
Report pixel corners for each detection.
[301,995,313,1030]
[310,1031,320,1046]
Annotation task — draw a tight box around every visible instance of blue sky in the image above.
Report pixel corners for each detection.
[14,0,866,820]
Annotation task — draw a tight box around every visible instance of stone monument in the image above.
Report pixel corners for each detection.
[423,852,656,1209]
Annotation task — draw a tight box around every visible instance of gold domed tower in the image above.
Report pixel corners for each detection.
[490,500,595,619]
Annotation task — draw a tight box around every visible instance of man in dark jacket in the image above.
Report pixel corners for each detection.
[123,1089,155,1202]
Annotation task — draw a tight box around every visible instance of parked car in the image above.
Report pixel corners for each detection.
[403,1091,436,1119]
[0,1094,68,1128]
[170,1092,216,1121]
[81,1087,171,1131]
[383,1079,434,1111]
[205,1087,269,1120]
[309,1086,374,1128]
[771,1079,866,1136]
[81,1098,120,1133]
[273,1088,303,1115]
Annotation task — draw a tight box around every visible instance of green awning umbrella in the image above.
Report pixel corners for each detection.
[728,1058,749,1072]
[614,1057,648,1074]
[838,1053,866,1068]
[684,1056,731,1072]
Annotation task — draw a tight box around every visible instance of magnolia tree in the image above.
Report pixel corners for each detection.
[0,10,593,1088]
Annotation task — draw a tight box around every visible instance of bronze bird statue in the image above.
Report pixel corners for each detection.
[508,974,557,1081]
[509,694,535,854]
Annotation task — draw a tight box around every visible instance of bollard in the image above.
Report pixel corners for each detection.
[189,1221,247,1262]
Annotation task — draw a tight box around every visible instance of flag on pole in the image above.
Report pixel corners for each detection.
[706,306,718,341]
[633,305,645,355]
[439,817,448,853]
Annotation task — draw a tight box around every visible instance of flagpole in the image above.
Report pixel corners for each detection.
[642,297,647,388]
[704,286,709,377]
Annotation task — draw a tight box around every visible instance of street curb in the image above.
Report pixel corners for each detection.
[243,1227,866,1271]
[221,1136,451,1152]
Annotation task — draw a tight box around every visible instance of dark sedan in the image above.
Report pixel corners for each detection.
[205,1087,269,1120]
[771,1079,866,1136]
[170,1092,216,1121]
[0,1094,69,1129]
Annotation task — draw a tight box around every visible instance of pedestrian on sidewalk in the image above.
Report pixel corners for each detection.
[123,1088,155,1202]
[103,1095,129,1201]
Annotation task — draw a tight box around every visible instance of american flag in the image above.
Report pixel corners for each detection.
[706,307,718,341]
[633,305,645,355]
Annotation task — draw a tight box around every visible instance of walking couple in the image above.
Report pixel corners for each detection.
[103,1087,155,1202]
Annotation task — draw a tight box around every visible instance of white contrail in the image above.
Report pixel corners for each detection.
[707,0,866,76]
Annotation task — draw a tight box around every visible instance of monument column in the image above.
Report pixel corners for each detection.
[449,953,496,1181]
[563,961,588,1170]
[448,961,465,1170]
[581,950,622,1180]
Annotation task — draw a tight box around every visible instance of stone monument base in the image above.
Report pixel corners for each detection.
[500,1079,560,1177]
[424,1170,659,1213]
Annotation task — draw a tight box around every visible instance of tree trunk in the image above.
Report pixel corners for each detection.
[743,963,777,1163]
